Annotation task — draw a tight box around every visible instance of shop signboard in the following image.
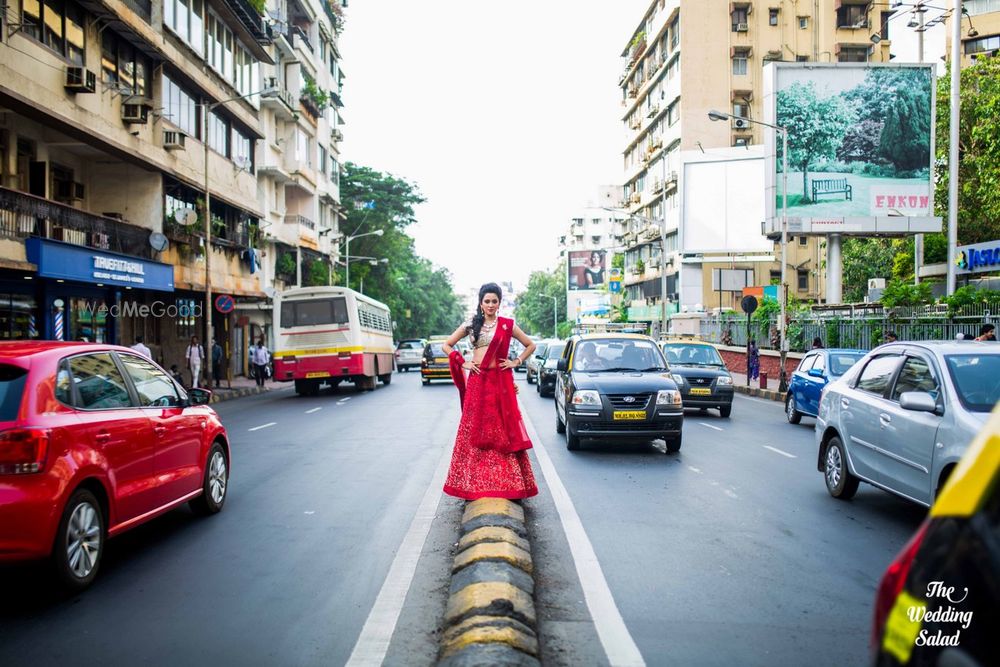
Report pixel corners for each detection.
[25,238,175,291]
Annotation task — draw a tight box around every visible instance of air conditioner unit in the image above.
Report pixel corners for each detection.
[868,278,886,290]
[65,66,96,94]
[266,76,279,89]
[732,117,750,130]
[121,103,149,124]
[735,22,749,32]
[163,130,186,150]
[630,192,642,204]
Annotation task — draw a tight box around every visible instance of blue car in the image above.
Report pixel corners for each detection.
[785,348,866,423]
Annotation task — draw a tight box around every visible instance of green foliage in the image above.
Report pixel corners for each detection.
[611,253,625,270]
[275,251,296,277]
[636,258,645,274]
[247,0,266,14]
[836,120,884,164]
[842,237,896,302]
[514,265,566,337]
[303,259,330,287]
[935,57,1000,245]
[880,279,933,308]
[891,234,947,282]
[301,75,328,112]
[942,286,1000,315]
[880,83,932,171]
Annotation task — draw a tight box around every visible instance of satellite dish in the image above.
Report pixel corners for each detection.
[177,208,198,226]
[149,232,168,252]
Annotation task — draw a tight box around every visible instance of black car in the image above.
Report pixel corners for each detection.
[554,334,683,452]
[536,341,565,398]
[421,341,451,385]
[660,341,735,417]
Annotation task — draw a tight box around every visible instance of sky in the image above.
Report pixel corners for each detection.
[339,0,648,296]
[338,1,947,298]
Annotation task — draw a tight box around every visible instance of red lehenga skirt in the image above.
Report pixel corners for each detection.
[443,369,538,500]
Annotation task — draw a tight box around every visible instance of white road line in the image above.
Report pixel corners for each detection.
[305,407,322,414]
[338,397,352,403]
[247,422,276,432]
[698,422,724,431]
[763,445,797,459]
[520,403,646,667]
[724,488,739,499]
[345,440,452,666]
[687,466,703,474]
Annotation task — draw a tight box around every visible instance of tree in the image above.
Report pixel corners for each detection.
[837,120,884,164]
[777,81,854,201]
[515,264,566,338]
[880,84,932,172]
[842,237,896,302]
[935,57,1000,245]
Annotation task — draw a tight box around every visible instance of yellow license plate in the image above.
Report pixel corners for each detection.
[613,410,646,421]
[306,371,330,379]
[690,388,712,396]
[434,358,448,363]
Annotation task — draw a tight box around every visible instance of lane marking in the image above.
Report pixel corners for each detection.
[338,397,352,404]
[305,407,323,414]
[724,488,739,499]
[687,466,702,474]
[520,402,646,667]
[248,422,276,432]
[698,422,724,432]
[763,445,797,459]
[345,437,452,666]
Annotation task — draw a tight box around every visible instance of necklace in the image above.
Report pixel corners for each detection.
[481,318,498,331]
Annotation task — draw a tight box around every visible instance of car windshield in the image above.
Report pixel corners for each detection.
[574,339,666,372]
[545,344,565,360]
[662,344,724,367]
[0,365,28,421]
[828,352,865,377]
[398,341,423,350]
[426,343,446,358]
[535,343,549,358]
[945,354,1000,413]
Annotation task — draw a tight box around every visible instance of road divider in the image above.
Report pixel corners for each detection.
[437,498,540,667]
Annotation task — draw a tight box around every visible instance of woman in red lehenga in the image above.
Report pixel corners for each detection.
[442,283,538,500]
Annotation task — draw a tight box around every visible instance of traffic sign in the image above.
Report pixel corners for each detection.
[215,294,235,314]
[741,295,758,315]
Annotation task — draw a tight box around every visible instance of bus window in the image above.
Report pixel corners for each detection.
[280,297,349,328]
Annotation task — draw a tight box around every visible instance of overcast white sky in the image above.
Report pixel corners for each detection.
[339,1,947,297]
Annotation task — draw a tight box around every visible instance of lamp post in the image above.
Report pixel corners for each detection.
[946,0,962,296]
[344,229,384,289]
[708,109,789,392]
[549,295,558,339]
[201,88,276,377]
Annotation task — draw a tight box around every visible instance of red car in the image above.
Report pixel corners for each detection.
[0,341,230,589]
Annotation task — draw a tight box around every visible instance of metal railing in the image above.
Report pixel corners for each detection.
[284,214,316,230]
[122,0,151,22]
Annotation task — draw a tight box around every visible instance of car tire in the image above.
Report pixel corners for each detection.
[566,422,581,451]
[527,372,535,385]
[556,407,566,434]
[824,436,859,500]
[52,488,104,591]
[422,378,430,386]
[719,405,732,418]
[665,435,682,453]
[785,394,802,424]
[191,442,229,515]
[379,373,392,385]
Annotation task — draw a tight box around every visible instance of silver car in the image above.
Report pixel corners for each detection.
[816,341,1000,506]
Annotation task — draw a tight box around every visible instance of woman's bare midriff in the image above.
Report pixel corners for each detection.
[473,347,498,368]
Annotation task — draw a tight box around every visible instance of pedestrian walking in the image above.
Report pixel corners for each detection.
[211,338,224,388]
[441,282,538,500]
[185,335,205,388]
[748,338,760,381]
[130,335,151,358]
[975,324,996,341]
[811,337,824,349]
[251,338,270,387]
[884,331,898,343]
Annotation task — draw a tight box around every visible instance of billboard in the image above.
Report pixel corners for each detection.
[763,63,941,237]
[680,146,771,254]
[956,240,1000,275]
[567,249,607,291]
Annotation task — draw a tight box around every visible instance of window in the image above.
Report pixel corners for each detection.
[319,145,328,175]
[796,55,809,62]
[797,269,809,291]
[732,7,748,31]
[964,35,1000,55]
[812,353,826,374]
[769,9,779,26]
[206,110,229,156]
[798,354,817,372]
[330,156,340,186]
[799,235,808,246]
[838,46,869,62]
[296,129,312,167]
[232,128,252,171]
[966,0,1000,15]
[667,99,679,126]
[733,136,749,147]
[163,74,199,138]
[769,270,781,284]
[175,298,198,339]
[22,0,86,65]
[732,54,748,76]
[119,354,182,407]
[837,4,868,29]
[799,16,808,29]
[280,298,349,328]
[164,0,204,55]
[855,354,901,396]
[890,356,939,401]
[670,18,679,50]
[733,101,749,118]
[69,353,133,410]
[880,12,892,40]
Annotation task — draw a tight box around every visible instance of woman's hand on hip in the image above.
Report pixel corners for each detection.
[499,358,520,371]
[463,360,481,375]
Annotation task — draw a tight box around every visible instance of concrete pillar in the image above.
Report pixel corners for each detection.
[826,234,842,304]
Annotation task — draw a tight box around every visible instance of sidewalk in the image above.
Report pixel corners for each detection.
[730,371,783,402]
[191,375,280,404]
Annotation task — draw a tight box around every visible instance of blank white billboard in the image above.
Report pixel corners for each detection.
[680,146,772,254]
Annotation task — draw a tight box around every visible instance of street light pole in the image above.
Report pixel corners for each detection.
[915,1,925,285]
[946,0,962,296]
[549,295,558,338]
[343,229,384,289]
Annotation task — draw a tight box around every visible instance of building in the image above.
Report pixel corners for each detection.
[0,0,348,378]
[948,0,1000,66]
[617,0,894,322]
[557,186,627,261]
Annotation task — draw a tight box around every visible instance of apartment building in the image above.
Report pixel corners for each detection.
[618,0,893,321]
[0,0,348,376]
[948,0,1000,65]
[557,186,627,261]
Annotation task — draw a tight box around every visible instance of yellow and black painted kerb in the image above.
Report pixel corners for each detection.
[437,498,540,667]
[733,384,782,402]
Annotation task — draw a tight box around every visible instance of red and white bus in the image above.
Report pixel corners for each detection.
[273,286,395,395]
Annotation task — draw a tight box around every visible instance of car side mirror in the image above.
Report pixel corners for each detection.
[899,391,937,414]
[808,368,825,378]
[557,359,568,372]
[188,388,213,406]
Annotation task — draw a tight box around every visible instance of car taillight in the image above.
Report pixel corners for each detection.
[871,519,929,649]
[0,428,49,474]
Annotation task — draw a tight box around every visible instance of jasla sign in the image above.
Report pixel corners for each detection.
[956,240,1000,274]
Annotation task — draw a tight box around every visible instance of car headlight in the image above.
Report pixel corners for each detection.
[657,389,682,406]
[572,390,602,406]
[716,375,733,386]
[671,373,686,385]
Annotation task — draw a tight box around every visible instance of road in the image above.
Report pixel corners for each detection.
[0,370,927,666]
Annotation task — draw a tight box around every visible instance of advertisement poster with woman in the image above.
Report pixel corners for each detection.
[567,250,606,291]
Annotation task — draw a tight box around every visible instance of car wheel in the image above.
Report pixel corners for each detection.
[422,378,430,386]
[556,406,566,434]
[665,434,682,453]
[566,421,581,451]
[527,372,535,385]
[52,488,104,590]
[785,394,802,424]
[190,443,229,515]
[379,373,392,385]
[719,405,732,418]
[824,436,859,500]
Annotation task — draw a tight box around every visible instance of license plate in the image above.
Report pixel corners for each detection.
[689,388,712,396]
[434,358,448,364]
[306,371,330,379]
[613,410,646,421]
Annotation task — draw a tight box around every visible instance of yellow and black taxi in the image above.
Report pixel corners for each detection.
[554,333,683,452]
[660,339,735,418]
[421,340,452,386]
[871,407,999,667]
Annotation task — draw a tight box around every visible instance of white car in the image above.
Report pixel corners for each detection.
[395,339,426,372]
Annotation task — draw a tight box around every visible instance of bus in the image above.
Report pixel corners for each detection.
[273,286,395,395]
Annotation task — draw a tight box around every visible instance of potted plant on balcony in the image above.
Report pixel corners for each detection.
[275,251,296,281]
[300,77,329,118]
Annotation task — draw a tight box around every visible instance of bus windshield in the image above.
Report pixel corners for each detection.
[280,297,349,328]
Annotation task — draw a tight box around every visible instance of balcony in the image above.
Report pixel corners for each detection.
[223,0,273,45]
[331,128,344,142]
[122,0,151,22]
[261,82,297,120]
[284,214,316,230]
[0,186,154,258]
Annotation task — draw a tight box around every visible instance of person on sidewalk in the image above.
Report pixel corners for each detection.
[185,335,205,388]
[441,282,538,501]
[251,339,270,387]
[748,338,760,382]
[169,364,186,389]
[975,324,996,341]
[130,335,151,359]
[811,337,824,349]
[884,331,898,343]
[211,338,224,388]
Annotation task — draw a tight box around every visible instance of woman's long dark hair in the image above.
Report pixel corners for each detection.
[468,282,503,344]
